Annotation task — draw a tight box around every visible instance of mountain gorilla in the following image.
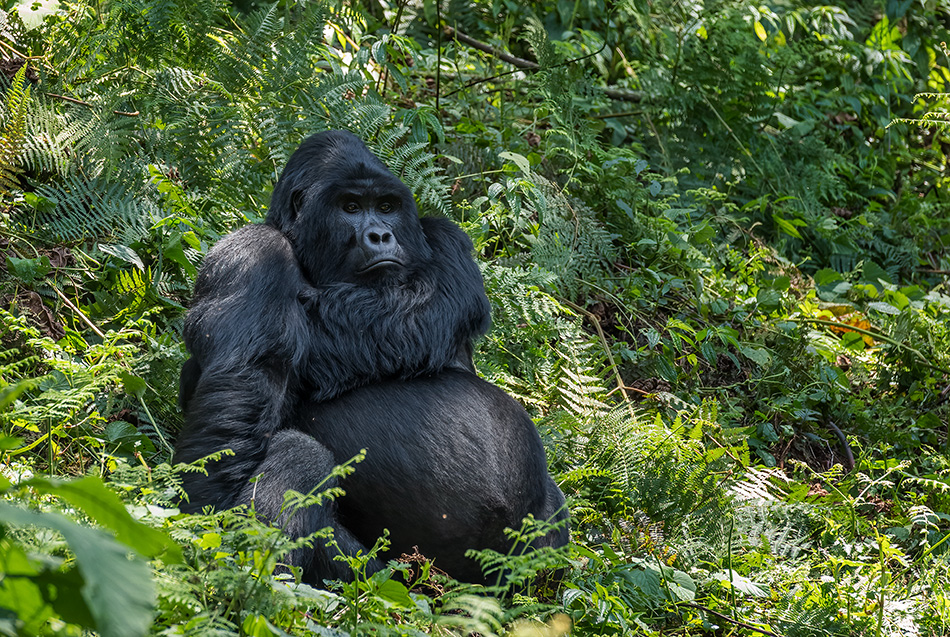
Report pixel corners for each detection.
[174,130,568,584]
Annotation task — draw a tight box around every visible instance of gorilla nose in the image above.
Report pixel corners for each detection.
[364,228,393,247]
[360,226,402,269]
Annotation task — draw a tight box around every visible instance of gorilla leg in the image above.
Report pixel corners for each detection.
[238,430,380,583]
[530,477,570,549]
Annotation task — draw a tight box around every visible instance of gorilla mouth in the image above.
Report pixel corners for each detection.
[359,258,404,273]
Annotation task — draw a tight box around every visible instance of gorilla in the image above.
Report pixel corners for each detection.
[174,130,568,584]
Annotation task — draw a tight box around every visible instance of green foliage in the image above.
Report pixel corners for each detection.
[0,434,179,637]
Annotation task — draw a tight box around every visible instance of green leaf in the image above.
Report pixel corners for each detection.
[689,222,716,245]
[375,579,415,608]
[243,614,290,637]
[710,570,768,597]
[739,345,771,367]
[615,199,634,220]
[654,355,678,383]
[5,256,50,283]
[26,476,182,562]
[814,268,843,285]
[0,540,54,635]
[104,420,139,443]
[23,191,56,213]
[755,288,783,312]
[862,261,892,285]
[841,331,866,351]
[35,568,97,628]
[499,151,531,174]
[772,213,805,239]
[867,301,900,315]
[664,568,697,601]
[98,243,144,270]
[616,564,662,599]
[196,532,222,550]
[0,378,41,411]
[119,372,147,399]
[0,502,155,637]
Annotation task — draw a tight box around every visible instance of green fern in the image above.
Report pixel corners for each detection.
[22,98,97,177]
[555,337,610,416]
[0,64,30,198]
[28,172,155,242]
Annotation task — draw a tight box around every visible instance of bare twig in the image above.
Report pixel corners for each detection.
[445,26,538,70]
[45,92,140,117]
[51,286,106,340]
[560,298,636,419]
[682,603,786,637]
[443,26,640,103]
[602,88,643,102]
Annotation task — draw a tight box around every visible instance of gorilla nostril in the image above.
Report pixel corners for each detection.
[366,231,392,246]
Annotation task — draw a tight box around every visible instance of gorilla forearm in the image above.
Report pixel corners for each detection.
[183,225,311,377]
[174,366,291,511]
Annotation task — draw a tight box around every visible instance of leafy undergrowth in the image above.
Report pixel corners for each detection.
[2,1,950,635]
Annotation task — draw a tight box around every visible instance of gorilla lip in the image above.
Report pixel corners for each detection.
[359,258,404,273]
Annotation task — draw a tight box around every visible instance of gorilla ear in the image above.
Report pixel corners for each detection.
[290,190,305,220]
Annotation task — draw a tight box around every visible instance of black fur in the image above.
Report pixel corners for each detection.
[174,130,568,584]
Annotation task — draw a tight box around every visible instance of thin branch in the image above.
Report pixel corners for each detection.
[45,92,88,106]
[444,26,538,70]
[560,298,636,419]
[443,25,633,102]
[51,285,106,340]
[682,603,786,637]
[45,92,140,117]
[602,88,643,102]
[593,109,640,120]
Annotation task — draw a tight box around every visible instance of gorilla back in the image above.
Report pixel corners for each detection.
[299,370,568,583]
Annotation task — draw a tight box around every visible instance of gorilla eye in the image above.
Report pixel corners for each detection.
[379,202,393,213]
[343,201,360,213]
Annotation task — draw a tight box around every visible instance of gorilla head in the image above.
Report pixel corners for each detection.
[266,130,432,286]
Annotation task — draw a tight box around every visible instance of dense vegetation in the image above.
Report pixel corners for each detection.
[1,0,949,634]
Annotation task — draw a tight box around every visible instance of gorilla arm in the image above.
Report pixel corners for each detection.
[174,224,312,511]
[302,216,492,401]
[175,224,380,579]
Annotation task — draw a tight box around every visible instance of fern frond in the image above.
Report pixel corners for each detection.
[25,172,155,242]
[0,64,31,197]
[556,337,610,415]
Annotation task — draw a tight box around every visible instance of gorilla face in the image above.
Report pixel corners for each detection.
[266,131,432,286]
